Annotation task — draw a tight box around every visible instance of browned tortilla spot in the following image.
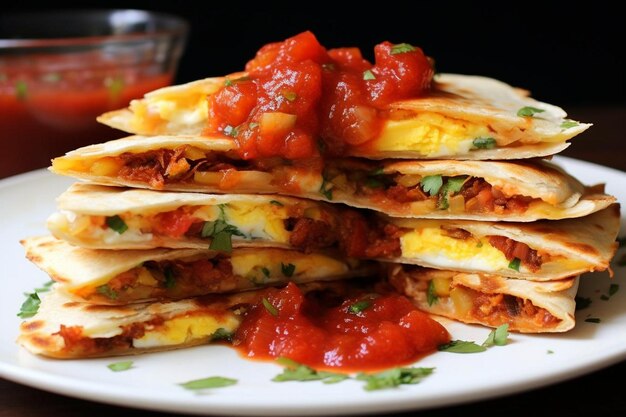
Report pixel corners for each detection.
[22,320,44,331]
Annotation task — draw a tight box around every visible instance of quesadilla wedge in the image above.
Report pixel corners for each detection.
[98,73,589,160]
[387,264,578,333]
[47,183,348,251]
[21,235,376,305]
[372,204,620,280]
[49,136,613,222]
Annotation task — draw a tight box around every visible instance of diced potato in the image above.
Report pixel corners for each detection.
[448,194,465,212]
[183,147,207,161]
[137,267,158,287]
[431,276,452,296]
[260,112,297,136]
[90,157,122,176]
[450,287,474,315]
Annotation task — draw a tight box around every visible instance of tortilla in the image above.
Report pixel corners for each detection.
[97,73,590,160]
[387,264,578,333]
[21,235,377,305]
[383,204,620,280]
[49,136,614,222]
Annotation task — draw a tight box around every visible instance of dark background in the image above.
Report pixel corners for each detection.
[5,2,625,107]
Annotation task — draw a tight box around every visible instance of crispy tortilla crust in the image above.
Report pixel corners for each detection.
[21,235,377,304]
[96,73,589,160]
[49,135,615,222]
[387,204,620,280]
[388,265,577,333]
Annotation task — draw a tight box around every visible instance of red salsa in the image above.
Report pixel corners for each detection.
[204,31,434,160]
[234,282,450,372]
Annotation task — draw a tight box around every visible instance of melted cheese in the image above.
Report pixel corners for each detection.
[375,113,492,156]
[133,314,240,348]
[400,227,509,271]
[223,202,290,243]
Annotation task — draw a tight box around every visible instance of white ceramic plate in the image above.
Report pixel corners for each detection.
[0,157,624,416]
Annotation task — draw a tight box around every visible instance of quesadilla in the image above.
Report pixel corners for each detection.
[374,204,620,280]
[47,183,347,250]
[21,235,376,305]
[49,136,613,222]
[387,264,578,333]
[97,73,589,160]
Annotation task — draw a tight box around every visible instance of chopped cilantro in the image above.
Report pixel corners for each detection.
[390,43,416,54]
[585,317,601,323]
[438,340,487,353]
[272,357,348,384]
[319,177,333,200]
[96,284,118,300]
[179,376,237,390]
[356,367,434,391]
[262,297,279,316]
[482,324,509,347]
[427,281,438,306]
[269,200,284,206]
[547,350,554,354]
[201,205,245,252]
[517,106,545,117]
[575,296,592,310]
[472,137,497,149]
[34,280,54,293]
[508,258,521,271]
[281,263,296,277]
[106,215,128,234]
[211,328,233,342]
[438,176,468,209]
[223,125,239,137]
[249,122,259,129]
[261,267,271,278]
[17,293,41,319]
[348,300,371,314]
[107,361,133,372]
[560,119,579,129]
[609,284,619,296]
[363,69,376,80]
[421,175,443,196]
[164,267,176,288]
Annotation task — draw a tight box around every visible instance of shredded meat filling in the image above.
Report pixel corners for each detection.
[488,236,543,272]
[470,289,560,328]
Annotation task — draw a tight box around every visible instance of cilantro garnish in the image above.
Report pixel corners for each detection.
[106,215,128,234]
[585,317,601,324]
[482,324,509,347]
[319,176,333,200]
[517,106,545,117]
[508,258,521,271]
[262,297,279,316]
[427,281,438,306]
[348,300,371,314]
[17,280,55,319]
[269,200,284,206]
[164,267,176,288]
[179,376,238,390]
[261,267,271,278]
[211,328,233,342]
[472,137,497,149]
[575,296,592,310]
[201,205,245,252]
[438,176,467,209]
[439,324,509,353]
[600,283,619,301]
[390,43,416,54]
[363,69,376,80]
[272,357,348,384]
[96,284,118,300]
[560,119,579,129]
[107,361,133,372]
[421,175,443,196]
[356,367,434,391]
[281,263,296,277]
[223,125,239,137]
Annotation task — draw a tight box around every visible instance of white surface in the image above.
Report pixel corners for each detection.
[0,157,625,416]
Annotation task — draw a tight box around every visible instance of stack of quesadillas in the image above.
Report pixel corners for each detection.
[17,48,620,360]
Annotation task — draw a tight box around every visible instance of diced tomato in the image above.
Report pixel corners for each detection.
[151,208,197,238]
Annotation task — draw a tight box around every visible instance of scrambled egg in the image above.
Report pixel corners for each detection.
[223,202,290,243]
[400,227,509,271]
[374,112,492,156]
[133,314,240,348]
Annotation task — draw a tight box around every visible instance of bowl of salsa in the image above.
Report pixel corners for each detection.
[0,9,189,178]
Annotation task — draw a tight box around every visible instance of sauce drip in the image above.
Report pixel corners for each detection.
[234,282,450,372]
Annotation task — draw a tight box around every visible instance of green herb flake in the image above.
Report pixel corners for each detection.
[482,324,509,347]
[34,280,55,293]
[281,263,296,277]
[472,137,497,149]
[421,175,443,196]
[224,78,233,87]
[348,300,371,314]
[585,317,601,324]
[508,258,521,271]
[179,376,237,390]
[560,119,579,129]
[17,293,41,319]
[272,357,348,384]
[15,80,28,100]
[223,125,239,137]
[547,349,554,354]
[106,215,128,234]
[391,43,417,54]
[249,122,259,129]
[283,91,297,101]
[517,106,545,117]
[262,297,279,316]
[261,267,271,278]
[437,176,468,210]
[438,340,487,353]
[269,199,284,206]
[356,367,434,391]
[211,328,233,342]
[107,361,133,372]
[427,280,438,306]
[201,207,245,253]
[164,267,176,288]
[476,241,483,248]
[600,294,610,301]
[96,284,118,300]
[575,296,592,310]
[363,69,376,80]
[609,284,619,296]
[319,177,333,200]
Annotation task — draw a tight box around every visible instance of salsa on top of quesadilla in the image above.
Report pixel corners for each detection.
[98,31,589,161]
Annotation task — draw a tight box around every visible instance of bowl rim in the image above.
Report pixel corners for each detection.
[0,8,189,49]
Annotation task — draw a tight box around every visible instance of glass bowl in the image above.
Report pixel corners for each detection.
[0,9,189,178]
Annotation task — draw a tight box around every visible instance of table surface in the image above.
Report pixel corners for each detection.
[1,105,625,416]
